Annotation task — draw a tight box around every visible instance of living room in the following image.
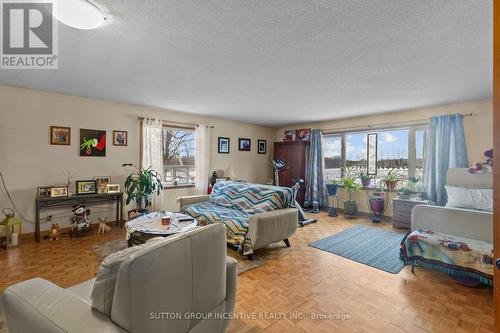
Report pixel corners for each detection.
[0,1,498,333]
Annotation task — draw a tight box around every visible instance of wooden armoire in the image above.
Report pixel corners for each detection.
[273,141,310,206]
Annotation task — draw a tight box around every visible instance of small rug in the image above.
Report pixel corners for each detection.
[310,225,405,274]
[92,239,264,274]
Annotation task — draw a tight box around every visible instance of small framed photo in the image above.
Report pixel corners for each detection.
[238,138,251,151]
[113,130,128,146]
[76,180,97,195]
[218,137,230,154]
[50,186,68,198]
[95,176,111,193]
[106,184,121,193]
[50,126,71,145]
[37,186,52,198]
[258,140,267,154]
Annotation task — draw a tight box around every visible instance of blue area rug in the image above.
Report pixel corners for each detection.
[310,225,405,274]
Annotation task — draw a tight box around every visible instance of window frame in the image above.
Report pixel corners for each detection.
[323,124,428,181]
[161,124,196,189]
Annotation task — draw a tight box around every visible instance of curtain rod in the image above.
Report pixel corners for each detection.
[322,112,473,134]
[137,117,215,128]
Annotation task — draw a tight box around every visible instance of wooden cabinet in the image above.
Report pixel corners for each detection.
[392,197,435,229]
[273,141,310,206]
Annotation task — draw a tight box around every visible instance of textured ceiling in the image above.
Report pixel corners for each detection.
[0,1,492,126]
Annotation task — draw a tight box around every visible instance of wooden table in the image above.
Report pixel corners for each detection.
[35,192,123,241]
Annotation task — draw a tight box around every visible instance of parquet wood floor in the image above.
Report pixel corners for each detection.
[0,213,493,333]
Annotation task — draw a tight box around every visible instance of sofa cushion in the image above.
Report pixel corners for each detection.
[445,185,493,212]
[210,181,293,213]
[90,238,164,315]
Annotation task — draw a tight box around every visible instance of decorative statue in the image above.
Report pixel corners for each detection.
[70,204,91,231]
[48,223,61,241]
[97,217,111,234]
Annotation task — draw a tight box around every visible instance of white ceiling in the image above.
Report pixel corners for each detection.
[0,1,492,126]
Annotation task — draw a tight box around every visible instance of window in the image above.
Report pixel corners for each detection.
[323,125,427,184]
[324,135,342,181]
[162,126,195,186]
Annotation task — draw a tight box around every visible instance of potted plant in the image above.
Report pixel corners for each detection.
[356,169,372,188]
[341,176,362,218]
[326,179,339,196]
[383,169,400,191]
[398,177,420,199]
[368,188,385,223]
[124,165,164,219]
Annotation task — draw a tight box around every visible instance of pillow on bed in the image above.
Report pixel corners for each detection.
[445,185,493,212]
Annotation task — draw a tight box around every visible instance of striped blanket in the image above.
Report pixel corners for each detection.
[181,181,293,255]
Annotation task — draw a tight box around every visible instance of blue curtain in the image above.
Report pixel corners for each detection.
[423,114,468,206]
[304,129,328,209]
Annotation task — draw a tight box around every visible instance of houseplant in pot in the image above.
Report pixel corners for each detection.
[383,169,400,191]
[398,176,420,199]
[326,179,339,196]
[124,165,164,219]
[368,188,386,223]
[356,169,372,188]
[341,176,362,218]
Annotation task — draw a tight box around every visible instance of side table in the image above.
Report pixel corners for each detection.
[393,197,435,229]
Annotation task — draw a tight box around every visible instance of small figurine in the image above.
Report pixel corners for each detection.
[70,204,91,231]
[97,218,111,234]
[48,223,61,241]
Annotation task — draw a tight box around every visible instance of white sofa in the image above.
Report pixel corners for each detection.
[3,224,237,333]
[411,168,492,243]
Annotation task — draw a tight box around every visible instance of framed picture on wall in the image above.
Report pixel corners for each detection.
[218,137,230,154]
[257,140,267,154]
[80,129,106,157]
[50,126,71,145]
[238,138,251,151]
[113,130,128,146]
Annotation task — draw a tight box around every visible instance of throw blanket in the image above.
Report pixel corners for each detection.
[401,229,493,286]
[182,181,293,255]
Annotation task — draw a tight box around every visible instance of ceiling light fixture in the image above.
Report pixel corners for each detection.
[53,0,108,30]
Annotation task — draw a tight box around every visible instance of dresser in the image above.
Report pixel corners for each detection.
[392,197,435,229]
[273,141,310,206]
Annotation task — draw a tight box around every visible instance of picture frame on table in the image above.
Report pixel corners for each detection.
[50,186,68,198]
[95,176,111,193]
[50,126,71,145]
[106,184,121,193]
[257,140,267,154]
[76,180,97,195]
[218,137,230,154]
[37,186,52,198]
[238,138,251,151]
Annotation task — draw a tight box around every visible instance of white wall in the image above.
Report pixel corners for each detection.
[0,85,276,234]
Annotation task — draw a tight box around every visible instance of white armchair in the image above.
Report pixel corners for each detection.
[3,224,237,333]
